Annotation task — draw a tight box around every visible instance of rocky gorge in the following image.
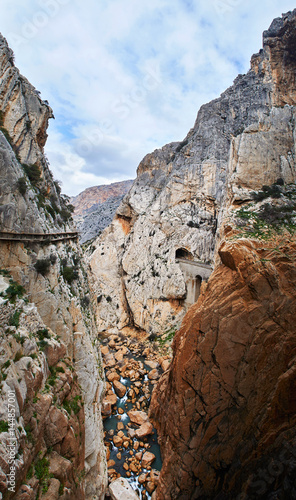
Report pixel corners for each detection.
[0,7,295,500]
[88,8,296,500]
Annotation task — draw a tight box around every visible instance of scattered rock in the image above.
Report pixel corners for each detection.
[113,380,126,398]
[135,422,154,439]
[107,372,121,382]
[128,411,149,426]
[148,369,159,380]
[109,477,140,500]
[142,452,156,468]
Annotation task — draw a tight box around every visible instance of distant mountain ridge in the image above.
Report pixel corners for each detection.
[71,180,134,216]
[71,180,133,243]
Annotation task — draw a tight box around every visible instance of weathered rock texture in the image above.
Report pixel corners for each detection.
[0,36,73,235]
[89,10,296,337]
[149,237,296,499]
[0,34,107,499]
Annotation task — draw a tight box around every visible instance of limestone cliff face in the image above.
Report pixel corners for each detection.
[149,237,296,499]
[0,34,71,235]
[0,35,107,500]
[89,10,296,337]
[0,35,52,166]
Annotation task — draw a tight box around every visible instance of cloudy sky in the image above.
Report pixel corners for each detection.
[1,0,295,195]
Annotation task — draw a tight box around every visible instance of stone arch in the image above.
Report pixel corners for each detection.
[175,248,194,260]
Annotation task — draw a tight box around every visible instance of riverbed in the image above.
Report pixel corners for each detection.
[100,332,171,499]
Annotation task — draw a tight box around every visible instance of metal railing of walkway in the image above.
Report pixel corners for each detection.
[0,230,79,243]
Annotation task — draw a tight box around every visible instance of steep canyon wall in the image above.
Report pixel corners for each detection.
[89,10,296,338]
[0,35,107,500]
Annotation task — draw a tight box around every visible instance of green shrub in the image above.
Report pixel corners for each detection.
[34,456,53,493]
[22,163,41,185]
[17,177,27,195]
[24,423,34,443]
[251,180,283,202]
[27,464,34,480]
[60,208,72,221]
[63,395,82,415]
[58,483,64,496]
[9,310,22,328]
[45,204,56,219]
[62,266,78,284]
[2,360,11,369]
[36,328,50,341]
[37,339,48,351]
[0,269,10,277]
[5,281,25,302]
[34,258,51,275]
[12,332,26,345]
[54,180,62,195]
[0,420,9,433]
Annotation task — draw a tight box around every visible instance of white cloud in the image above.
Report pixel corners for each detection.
[1,0,295,195]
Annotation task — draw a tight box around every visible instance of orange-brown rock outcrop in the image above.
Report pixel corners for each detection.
[149,237,296,499]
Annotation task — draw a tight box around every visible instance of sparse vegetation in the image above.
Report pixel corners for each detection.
[34,455,53,493]
[62,266,78,284]
[26,464,34,480]
[36,328,50,341]
[17,177,27,195]
[63,395,83,415]
[22,163,41,186]
[36,328,50,351]
[9,310,22,328]
[234,182,296,239]
[158,326,177,346]
[24,423,34,443]
[34,258,51,276]
[4,280,25,303]
[0,421,9,433]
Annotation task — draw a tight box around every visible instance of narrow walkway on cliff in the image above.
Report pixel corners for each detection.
[0,230,79,243]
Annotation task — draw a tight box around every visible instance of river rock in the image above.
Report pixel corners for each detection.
[101,401,112,416]
[113,436,123,447]
[104,394,117,406]
[145,360,158,370]
[107,372,120,382]
[159,358,171,372]
[113,380,126,398]
[128,428,136,439]
[100,345,109,356]
[135,422,153,439]
[146,482,156,494]
[128,410,149,426]
[115,350,124,362]
[138,473,148,484]
[142,452,156,468]
[148,369,159,380]
[109,477,140,500]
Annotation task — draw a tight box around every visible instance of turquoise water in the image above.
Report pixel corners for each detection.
[102,343,162,499]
